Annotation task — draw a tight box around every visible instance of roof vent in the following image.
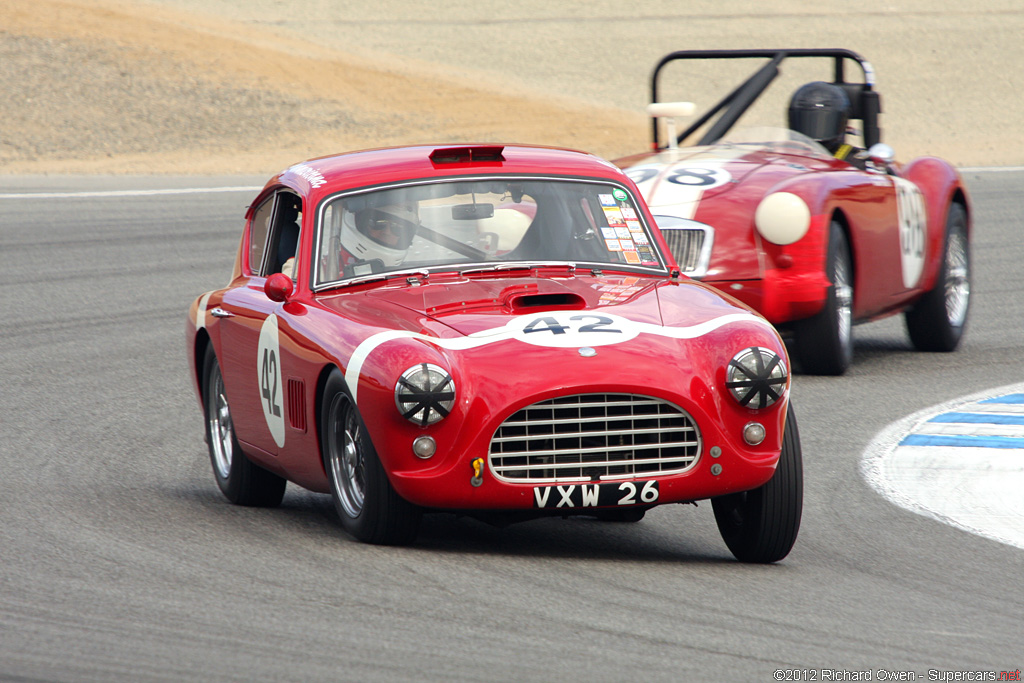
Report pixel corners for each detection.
[429,146,505,164]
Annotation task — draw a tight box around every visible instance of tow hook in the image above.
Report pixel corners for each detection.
[470,457,484,487]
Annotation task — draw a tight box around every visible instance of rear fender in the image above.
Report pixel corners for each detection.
[900,158,971,294]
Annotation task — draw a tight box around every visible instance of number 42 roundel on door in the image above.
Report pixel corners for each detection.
[257,314,286,448]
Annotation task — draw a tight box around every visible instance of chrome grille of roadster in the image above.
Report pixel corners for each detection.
[488,394,701,483]
[658,219,714,279]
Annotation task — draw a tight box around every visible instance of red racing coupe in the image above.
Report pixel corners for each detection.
[186,143,802,562]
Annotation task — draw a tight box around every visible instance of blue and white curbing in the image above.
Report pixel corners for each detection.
[861,383,1024,551]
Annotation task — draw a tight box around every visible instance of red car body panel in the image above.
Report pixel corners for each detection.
[615,145,970,326]
[186,145,794,516]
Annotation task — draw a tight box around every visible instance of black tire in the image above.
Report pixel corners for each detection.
[712,403,803,563]
[202,346,287,507]
[320,370,421,545]
[905,203,970,352]
[792,221,853,375]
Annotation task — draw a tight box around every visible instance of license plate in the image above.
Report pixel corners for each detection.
[532,480,659,509]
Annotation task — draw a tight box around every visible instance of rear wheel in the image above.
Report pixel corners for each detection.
[321,370,420,545]
[712,403,803,563]
[792,221,853,375]
[905,203,970,351]
[203,346,286,507]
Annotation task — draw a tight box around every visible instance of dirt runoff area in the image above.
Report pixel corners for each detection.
[2,0,1022,176]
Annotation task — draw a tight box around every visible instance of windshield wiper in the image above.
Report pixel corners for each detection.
[460,261,577,276]
[325,268,430,290]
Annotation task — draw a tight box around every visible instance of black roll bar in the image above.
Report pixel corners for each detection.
[649,48,881,149]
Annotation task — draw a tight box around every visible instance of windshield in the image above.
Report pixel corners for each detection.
[313,176,667,288]
[718,126,834,159]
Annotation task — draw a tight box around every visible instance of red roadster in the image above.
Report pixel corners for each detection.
[186,143,802,562]
[615,49,971,374]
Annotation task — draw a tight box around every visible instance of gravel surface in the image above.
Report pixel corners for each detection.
[2,0,1021,175]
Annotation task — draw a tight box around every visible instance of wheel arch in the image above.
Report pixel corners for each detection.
[193,328,213,408]
[828,207,856,299]
[951,187,970,236]
[313,363,345,478]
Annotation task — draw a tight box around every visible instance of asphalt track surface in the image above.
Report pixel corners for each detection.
[1,171,1023,680]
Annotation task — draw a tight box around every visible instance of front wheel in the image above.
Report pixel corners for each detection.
[320,370,420,545]
[791,221,853,375]
[202,346,286,507]
[905,203,970,351]
[712,403,803,563]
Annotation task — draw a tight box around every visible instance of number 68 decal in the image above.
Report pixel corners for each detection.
[893,176,927,289]
[510,311,640,348]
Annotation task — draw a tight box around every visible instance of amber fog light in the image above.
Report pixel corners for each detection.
[743,422,766,446]
[412,436,437,459]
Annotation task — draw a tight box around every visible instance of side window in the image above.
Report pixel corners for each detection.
[267,192,303,280]
[249,198,275,275]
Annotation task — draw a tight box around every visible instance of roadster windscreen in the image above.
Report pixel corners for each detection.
[314,177,668,287]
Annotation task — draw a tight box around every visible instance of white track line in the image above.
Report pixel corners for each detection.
[0,186,261,199]
[861,383,1024,551]
[0,165,1021,200]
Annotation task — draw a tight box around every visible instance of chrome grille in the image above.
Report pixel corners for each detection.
[489,394,701,483]
[657,219,714,279]
[663,228,705,271]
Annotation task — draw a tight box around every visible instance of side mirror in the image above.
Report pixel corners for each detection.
[867,143,895,165]
[646,101,696,150]
[265,272,294,302]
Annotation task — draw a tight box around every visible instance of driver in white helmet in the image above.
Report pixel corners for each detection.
[339,197,419,271]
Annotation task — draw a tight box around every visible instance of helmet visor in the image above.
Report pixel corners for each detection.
[789,108,846,144]
[355,207,418,250]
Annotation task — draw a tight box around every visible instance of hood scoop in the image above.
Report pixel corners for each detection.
[508,291,586,312]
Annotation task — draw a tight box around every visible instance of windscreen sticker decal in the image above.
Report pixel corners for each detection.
[603,207,626,226]
[257,314,286,448]
[893,176,927,289]
[344,312,774,403]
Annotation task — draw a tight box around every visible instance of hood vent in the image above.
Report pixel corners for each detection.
[508,292,586,311]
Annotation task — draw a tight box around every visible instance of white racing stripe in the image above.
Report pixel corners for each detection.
[344,311,774,403]
[958,166,1024,173]
[0,186,261,199]
[861,384,1024,551]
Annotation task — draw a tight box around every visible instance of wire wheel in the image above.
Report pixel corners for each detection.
[792,221,853,375]
[943,226,970,328]
[833,243,853,352]
[326,392,366,519]
[207,366,234,481]
[906,203,970,352]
